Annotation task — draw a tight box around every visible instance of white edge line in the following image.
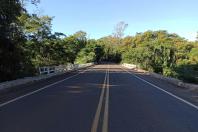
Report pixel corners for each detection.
[0,68,89,108]
[121,66,198,111]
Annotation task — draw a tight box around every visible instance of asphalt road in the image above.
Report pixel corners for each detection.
[0,64,198,132]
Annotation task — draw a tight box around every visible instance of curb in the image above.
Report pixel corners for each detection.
[122,63,198,92]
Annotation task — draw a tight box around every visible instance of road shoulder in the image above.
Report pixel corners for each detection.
[121,66,198,108]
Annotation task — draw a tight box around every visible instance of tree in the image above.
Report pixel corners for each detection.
[196,32,198,41]
[19,13,53,40]
[63,31,87,64]
[113,21,128,45]
[19,13,58,67]
[94,45,104,63]
[123,36,134,47]
[189,48,198,63]
[0,0,27,81]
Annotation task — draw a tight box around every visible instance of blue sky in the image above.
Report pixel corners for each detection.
[27,0,198,41]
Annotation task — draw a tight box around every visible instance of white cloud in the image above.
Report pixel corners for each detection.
[178,32,197,41]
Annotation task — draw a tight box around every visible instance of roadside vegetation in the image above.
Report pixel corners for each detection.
[0,0,198,83]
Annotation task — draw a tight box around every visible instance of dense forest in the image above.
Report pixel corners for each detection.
[0,0,198,83]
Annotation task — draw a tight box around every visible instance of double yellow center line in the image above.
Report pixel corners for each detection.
[91,65,110,132]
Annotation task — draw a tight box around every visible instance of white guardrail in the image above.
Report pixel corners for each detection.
[122,63,137,69]
[0,63,94,91]
[38,63,93,75]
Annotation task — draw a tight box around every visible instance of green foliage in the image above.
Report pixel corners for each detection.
[0,0,28,81]
[189,48,198,63]
[76,50,96,64]
[63,31,87,64]
[175,64,198,83]
[97,37,122,63]
[122,31,198,83]
[75,39,105,64]
[163,67,177,77]
[122,40,176,73]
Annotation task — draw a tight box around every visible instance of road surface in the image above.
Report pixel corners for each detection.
[0,64,198,132]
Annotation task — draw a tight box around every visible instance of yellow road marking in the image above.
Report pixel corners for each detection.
[102,65,110,132]
[91,70,107,132]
